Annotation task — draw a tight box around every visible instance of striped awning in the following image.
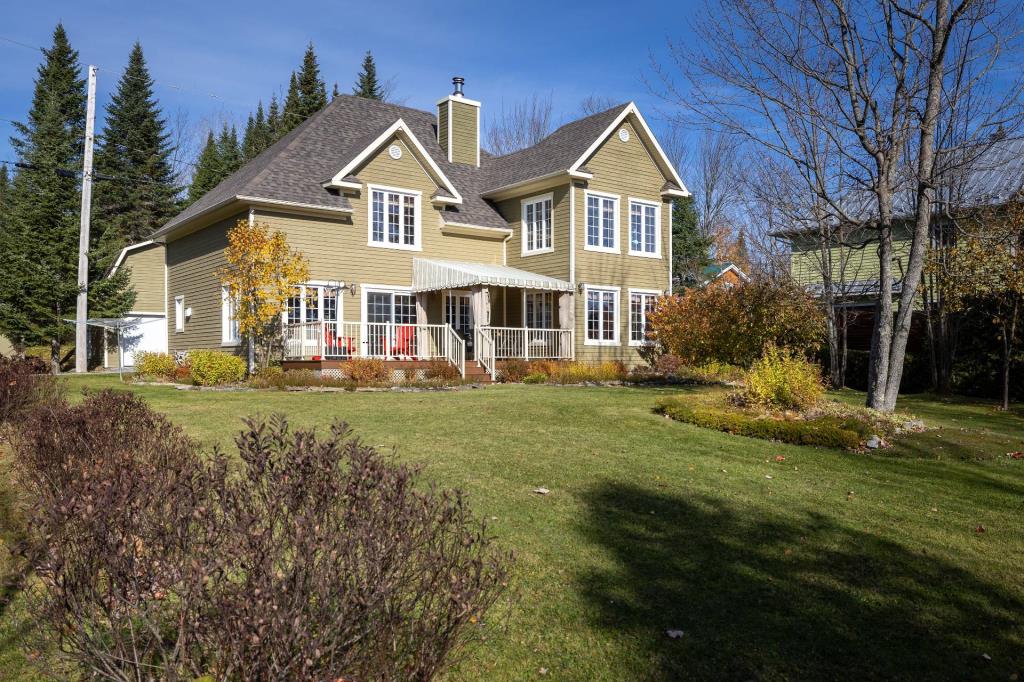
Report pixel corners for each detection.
[412,258,574,293]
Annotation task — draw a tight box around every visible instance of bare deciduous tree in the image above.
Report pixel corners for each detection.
[484,94,553,156]
[579,94,618,116]
[655,0,1021,411]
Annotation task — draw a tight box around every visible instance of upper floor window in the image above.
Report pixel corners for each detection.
[522,194,553,255]
[369,185,420,250]
[629,199,660,257]
[585,192,618,253]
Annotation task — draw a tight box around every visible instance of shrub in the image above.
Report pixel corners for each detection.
[675,361,746,385]
[0,356,61,427]
[424,359,460,382]
[188,349,246,386]
[656,396,861,450]
[15,393,511,680]
[647,276,825,367]
[655,353,685,376]
[523,372,548,384]
[498,358,530,383]
[134,351,176,380]
[741,345,825,411]
[344,357,390,384]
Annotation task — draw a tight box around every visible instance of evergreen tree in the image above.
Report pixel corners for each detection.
[282,73,301,133]
[671,195,713,292]
[353,50,383,100]
[217,124,242,175]
[242,101,271,160]
[295,42,327,118]
[187,131,222,204]
[0,164,9,227]
[93,41,179,249]
[267,95,282,141]
[332,82,340,100]
[0,24,132,371]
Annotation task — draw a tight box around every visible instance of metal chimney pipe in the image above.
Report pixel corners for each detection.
[452,76,465,96]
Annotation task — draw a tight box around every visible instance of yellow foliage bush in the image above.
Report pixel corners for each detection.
[135,352,176,380]
[189,350,246,386]
[741,345,824,411]
[343,358,390,385]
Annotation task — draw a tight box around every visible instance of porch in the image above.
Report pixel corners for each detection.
[281,258,577,379]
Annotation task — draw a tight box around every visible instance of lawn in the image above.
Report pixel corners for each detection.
[3,376,1023,680]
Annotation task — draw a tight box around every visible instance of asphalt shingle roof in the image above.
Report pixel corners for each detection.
[160,96,634,236]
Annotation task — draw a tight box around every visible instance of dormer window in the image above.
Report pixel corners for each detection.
[368,185,421,250]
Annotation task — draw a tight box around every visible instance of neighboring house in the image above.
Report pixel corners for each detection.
[124,78,688,379]
[773,136,1024,348]
[104,240,168,368]
[701,262,748,288]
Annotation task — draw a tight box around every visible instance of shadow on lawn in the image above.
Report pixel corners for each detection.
[576,482,1023,680]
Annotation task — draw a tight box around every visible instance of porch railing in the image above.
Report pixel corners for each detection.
[283,321,465,376]
[475,326,496,381]
[480,326,574,361]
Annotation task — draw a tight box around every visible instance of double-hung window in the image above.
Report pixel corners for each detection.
[221,286,240,345]
[369,186,420,250]
[524,291,554,329]
[585,286,619,345]
[585,192,618,252]
[522,194,553,255]
[628,199,660,257]
[629,290,659,345]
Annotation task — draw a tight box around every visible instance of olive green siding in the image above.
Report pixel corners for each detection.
[789,229,913,287]
[500,185,571,280]
[104,330,119,368]
[256,136,502,322]
[437,104,449,158]
[449,99,479,166]
[0,335,13,356]
[121,243,165,313]
[572,119,671,364]
[166,213,244,353]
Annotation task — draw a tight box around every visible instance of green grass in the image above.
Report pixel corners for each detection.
[3,376,1023,680]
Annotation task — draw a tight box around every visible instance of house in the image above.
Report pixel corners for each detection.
[701,262,748,288]
[114,78,689,379]
[773,135,1024,349]
[103,240,168,369]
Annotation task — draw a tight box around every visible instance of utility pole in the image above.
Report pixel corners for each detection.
[75,65,97,374]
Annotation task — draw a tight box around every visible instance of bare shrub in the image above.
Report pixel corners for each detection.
[343,357,390,384]
[423,359,460,382]
[15,392,511,681]
[0,356,62,428]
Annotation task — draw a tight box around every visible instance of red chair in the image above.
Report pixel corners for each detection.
[392,326,416,358]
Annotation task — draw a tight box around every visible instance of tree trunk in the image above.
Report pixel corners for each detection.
[839,307,848,388]
[1002,300,1019,411]
[867,222,894,409]
[50,336,61,375]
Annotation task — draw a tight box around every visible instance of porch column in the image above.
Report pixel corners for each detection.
[558,291,575,359]
[416,293,430,357]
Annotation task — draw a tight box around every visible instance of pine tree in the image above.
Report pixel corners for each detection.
[93,41,179,250]
[267,95,282,142]
[0,164,9,228]
[671,195,713,292]
[353,50,383,100]
[282,73,301,133]
[0,24,133,371]
[332,82,340,100]
[295,42,327,118]
[188,131,222,204]
[242,101,271,160]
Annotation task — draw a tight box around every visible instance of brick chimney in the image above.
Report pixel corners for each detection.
[437,76,480,166]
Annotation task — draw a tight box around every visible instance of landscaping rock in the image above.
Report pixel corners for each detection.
[866,435,881,449]
[533,487,550,495]
[666,629,685,639]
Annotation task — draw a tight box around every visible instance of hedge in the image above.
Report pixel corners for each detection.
[655,397,863,450]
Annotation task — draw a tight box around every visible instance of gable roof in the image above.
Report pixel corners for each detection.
[157,95,687,240]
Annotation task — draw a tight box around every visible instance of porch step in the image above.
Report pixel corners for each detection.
[464,361,494,383]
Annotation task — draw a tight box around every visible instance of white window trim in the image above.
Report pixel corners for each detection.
[366,183,423,252]
[281,282,344,327]
[583,284,621,346]
[583,190,620,254]
[221,286,240,346]
[360,284,415,326]
[520,192,554,257]
[628,288,661,347]
[627,197,662,259]
[174,295,184,333]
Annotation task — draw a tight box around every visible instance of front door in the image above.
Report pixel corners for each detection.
[445,291,474,359]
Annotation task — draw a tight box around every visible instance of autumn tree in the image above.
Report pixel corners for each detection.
[216,220,308,370]
[932,203,1024,410]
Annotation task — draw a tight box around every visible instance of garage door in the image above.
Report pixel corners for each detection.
[119,316,168,367]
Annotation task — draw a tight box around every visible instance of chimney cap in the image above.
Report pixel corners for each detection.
[452,76,465,97]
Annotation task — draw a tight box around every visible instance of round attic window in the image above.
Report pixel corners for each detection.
[388,144,403,159]
[618,128,630,142]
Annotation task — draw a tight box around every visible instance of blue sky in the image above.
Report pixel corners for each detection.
[0,0,698,175]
